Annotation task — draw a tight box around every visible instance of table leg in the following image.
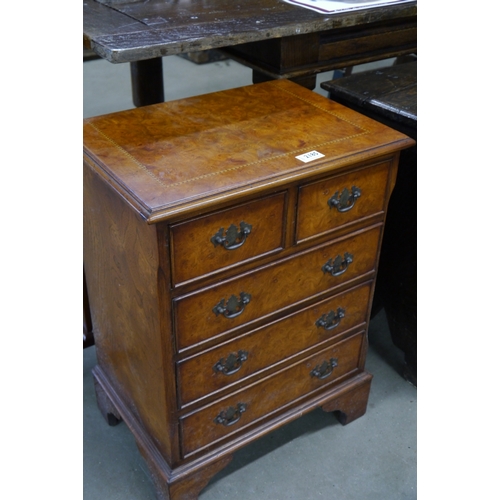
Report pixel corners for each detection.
[130,58,165,107]
[83,267,94,348]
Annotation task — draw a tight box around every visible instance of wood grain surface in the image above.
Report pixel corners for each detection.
[83,80,414,223]
[84,0,417,63]
[84,79,415,498]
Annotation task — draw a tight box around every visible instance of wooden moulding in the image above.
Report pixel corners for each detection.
[92,363,372,499]
[83,80,414,224]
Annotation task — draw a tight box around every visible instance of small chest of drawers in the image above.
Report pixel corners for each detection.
[83,80,414,499]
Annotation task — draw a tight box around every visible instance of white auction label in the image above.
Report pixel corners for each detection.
[295,150,325,163]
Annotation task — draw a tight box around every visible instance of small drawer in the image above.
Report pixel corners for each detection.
[296,161,390,243]
[170,193,286,286]
[177,282,372,407]
[179,331,364,457]
[174,225,381,351]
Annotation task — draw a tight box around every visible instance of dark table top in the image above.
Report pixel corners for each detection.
[83,0,417,63]
[321,60,416,128]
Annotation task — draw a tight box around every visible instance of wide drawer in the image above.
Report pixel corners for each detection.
[179,331,364,457]
[174,225,381,351]
[170,193,286,286]
[177,282,372,407]
[296,161,390,243]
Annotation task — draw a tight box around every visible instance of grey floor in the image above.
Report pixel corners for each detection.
[83,54,416,499]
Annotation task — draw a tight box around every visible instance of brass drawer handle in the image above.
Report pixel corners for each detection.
[214,403,247,426]
[310,358,338,380]
[211,221,252,250]
[316,307,345,331]
[327,186,361,212]
[213,292,252,319]
[322,253,353,277]
[213,350,249,375]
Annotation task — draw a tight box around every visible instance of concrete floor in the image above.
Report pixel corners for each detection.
[83,54,416,499]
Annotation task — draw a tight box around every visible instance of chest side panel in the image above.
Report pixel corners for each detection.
[84,160,175,462]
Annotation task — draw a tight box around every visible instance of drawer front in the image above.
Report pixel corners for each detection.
[174,225,381,351]
[180,332,364,457]
[177,282,371,407]
[296,161,390,242]
[318,21,417,64]
[170,193,286,286]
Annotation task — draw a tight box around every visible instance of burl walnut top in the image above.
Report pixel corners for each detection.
[83,79,413,223]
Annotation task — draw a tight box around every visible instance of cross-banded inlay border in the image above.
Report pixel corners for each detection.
[85,86,371,190]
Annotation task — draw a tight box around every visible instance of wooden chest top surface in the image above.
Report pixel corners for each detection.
[83,79,413,222]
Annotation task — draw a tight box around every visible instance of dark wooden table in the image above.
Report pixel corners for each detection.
[83,0,417,106]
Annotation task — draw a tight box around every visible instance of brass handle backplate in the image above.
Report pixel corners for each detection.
[213,292,252,319]
[310,358,339,380]
[211,221,252,250]
[322,253,353,277]
[214,403,247,426]
[327,186,361,212]
[316,307,345,331]
[213,350,249,375]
